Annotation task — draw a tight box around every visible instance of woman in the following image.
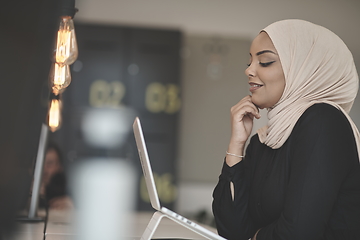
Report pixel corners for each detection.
[212,19,360,240]
[40,141,73,209]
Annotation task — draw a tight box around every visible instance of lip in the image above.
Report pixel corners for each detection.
[249,82,263,92]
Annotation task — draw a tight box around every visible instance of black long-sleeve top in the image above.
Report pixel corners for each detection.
[213,103,360,240]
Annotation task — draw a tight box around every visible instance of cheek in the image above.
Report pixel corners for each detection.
[272,85,285,102]
[265,67,285,85]
[259,70,285,104]
[271,76,285,102]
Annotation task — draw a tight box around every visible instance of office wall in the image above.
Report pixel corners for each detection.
[178,35,251,183]
[74,0,360,63]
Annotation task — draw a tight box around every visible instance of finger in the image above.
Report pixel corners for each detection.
[242,112,255,121]
[237,95,253,105]
[231,108,256,124]
[234,96,259,112]
[232,102,260,119]
[241,101,261,119]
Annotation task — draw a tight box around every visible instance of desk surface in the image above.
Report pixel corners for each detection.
[11,210,218,240]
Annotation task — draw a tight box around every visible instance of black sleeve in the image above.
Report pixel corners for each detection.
[257,105,358,239]
[212,136,259,240]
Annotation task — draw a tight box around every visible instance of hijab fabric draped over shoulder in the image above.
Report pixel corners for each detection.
[257,19,360,159]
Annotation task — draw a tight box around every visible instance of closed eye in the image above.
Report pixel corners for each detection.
[259,61,275,67]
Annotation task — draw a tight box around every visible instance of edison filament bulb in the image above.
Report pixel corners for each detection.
[47,98,62,132]
[54,16,78,65]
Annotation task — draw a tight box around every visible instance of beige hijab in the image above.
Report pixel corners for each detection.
[257,19,360,159]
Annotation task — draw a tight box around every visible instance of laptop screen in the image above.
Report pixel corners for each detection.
[133,117,162,211]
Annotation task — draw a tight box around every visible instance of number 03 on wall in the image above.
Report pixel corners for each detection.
[145,82,181,114]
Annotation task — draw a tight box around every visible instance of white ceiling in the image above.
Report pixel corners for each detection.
[75,0,360,62]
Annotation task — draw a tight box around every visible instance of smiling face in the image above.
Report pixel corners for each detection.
[245,31,285,109]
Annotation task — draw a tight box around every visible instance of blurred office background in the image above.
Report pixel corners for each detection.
[64,0,360,215]
[2,0,360,233]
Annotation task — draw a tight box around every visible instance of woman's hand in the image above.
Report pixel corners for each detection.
[226,95,260,166]
[230,95,260,144]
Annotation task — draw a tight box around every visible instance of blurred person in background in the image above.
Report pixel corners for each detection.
[40,141,73,210]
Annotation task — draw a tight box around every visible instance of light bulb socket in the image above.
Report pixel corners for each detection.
[49,91,61,100]
[59,0,78,18]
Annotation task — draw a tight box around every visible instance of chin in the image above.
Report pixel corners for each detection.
[251,98,264,109]
[252,97,276,109]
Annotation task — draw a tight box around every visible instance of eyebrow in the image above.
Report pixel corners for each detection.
[249,50,277,57]
[256,50,277,56]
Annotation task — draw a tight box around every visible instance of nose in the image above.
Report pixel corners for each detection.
[245,64,255,78]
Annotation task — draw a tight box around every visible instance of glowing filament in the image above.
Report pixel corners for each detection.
[48,99,61,132]
[49,63,71,94]
[54,17,78,65]
[56,29,71,63]
[54,63,66,85]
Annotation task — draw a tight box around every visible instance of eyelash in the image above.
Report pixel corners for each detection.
[247,61,275,67]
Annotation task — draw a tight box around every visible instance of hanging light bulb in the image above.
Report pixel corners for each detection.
[48,62,71,95]
[53,16,78,65]
[49,0,79,94]
[45,0,77,132]
[47,97,62,132]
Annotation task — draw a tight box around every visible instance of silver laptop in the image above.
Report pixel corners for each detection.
[133,117,226,240]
